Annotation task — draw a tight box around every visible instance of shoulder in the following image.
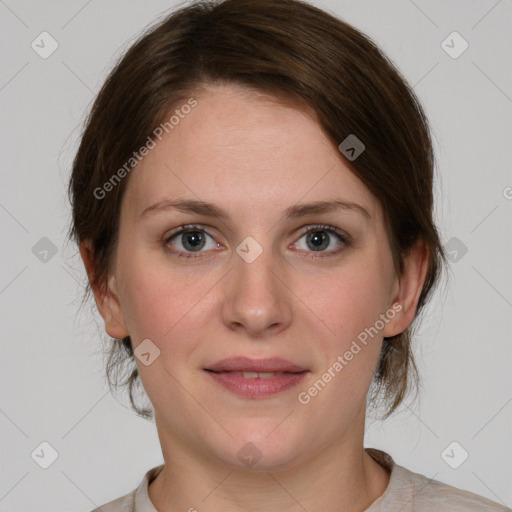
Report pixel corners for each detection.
[390,463,510,511]
[89,464,164,512]
[365,448,510,512]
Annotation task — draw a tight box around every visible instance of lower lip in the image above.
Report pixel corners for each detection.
[204,370,308,398]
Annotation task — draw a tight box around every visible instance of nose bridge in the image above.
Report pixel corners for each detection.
[222,234,291,334]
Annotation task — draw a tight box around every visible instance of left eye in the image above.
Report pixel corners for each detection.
[164,224,350,259]
[293,225,350,255]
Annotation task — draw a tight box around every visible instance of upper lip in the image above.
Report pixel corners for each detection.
[205,357,307,373]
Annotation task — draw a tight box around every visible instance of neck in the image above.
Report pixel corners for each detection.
[148,428,390,512]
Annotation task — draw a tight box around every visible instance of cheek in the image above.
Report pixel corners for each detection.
[314,262,389,343]
[116,250,216,348]
[299,268,386,406]
[300,260,390,407]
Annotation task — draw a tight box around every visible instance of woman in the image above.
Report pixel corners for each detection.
[67,0,509,510]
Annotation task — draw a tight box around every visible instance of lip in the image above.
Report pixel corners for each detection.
[205,370,308,398]
[204,357,309,398]
[205,357,307,373]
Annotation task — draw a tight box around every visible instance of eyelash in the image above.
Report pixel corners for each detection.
[163,224,351,260]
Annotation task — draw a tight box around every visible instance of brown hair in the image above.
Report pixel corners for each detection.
[67,0,447,421]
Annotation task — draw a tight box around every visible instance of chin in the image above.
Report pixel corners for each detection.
[213,424,306,472]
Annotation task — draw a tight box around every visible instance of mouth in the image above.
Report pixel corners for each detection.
[203,357,309,398]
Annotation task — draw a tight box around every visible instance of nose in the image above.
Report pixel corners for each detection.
[221,239,292,337]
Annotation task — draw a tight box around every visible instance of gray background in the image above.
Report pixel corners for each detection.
[1,0,511,510]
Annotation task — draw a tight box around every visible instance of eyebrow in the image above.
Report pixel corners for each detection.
[138,198,372,222]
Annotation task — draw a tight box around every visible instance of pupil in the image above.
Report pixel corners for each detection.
[308,231,328,251]
[183,231,204,251]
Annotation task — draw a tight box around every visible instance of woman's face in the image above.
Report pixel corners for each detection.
[91,83,423,470]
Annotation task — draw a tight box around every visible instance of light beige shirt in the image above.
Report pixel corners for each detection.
[92,448,510,511]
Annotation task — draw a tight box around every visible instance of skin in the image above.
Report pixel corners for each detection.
[81,83,428,512]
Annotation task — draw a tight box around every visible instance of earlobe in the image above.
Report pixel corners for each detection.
[79,240,130,339]
[383,241,429,338]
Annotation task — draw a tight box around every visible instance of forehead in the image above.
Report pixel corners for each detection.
[122,83,380,224]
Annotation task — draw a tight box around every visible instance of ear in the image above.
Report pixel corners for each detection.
[79,240,130,339]
[383,240,429,338]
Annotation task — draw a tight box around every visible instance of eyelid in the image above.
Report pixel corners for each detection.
[164,224,219,244]
[295,224,350,242]
[291,224,351,256]
[163,224,221,255]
